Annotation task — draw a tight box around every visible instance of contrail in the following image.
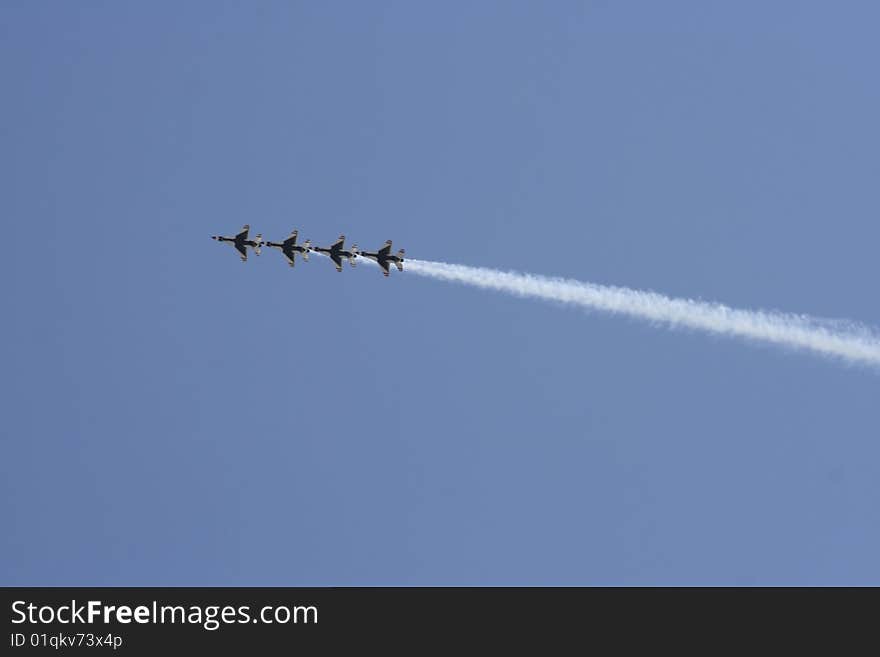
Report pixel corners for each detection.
[401,258,880,368]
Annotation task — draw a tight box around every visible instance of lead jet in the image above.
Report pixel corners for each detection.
[311,234,359,272]
[211,224,263,262]
[359,240,405,277]
[265,229,311,267]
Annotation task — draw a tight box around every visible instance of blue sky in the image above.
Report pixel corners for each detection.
[2,2,878,585]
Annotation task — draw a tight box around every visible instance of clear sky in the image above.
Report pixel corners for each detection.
[2,2,878,585]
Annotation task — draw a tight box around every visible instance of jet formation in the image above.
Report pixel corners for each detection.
[211,225,405,276]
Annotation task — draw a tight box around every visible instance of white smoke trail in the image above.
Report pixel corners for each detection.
[401,258,880,367]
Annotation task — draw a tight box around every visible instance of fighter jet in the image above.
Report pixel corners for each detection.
[211,224,263,262]
[310,234,359,272]
[359,240,405,277]
[265,229,311,267]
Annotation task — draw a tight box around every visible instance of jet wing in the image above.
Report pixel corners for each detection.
[329,253,343,272]
[378,260,390,276]
[235,225,250,241]
[285,230,298,247]
[331,235,345,250]
[378,240,392,256]
[283,250,297,267]
[234,242,248,261]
